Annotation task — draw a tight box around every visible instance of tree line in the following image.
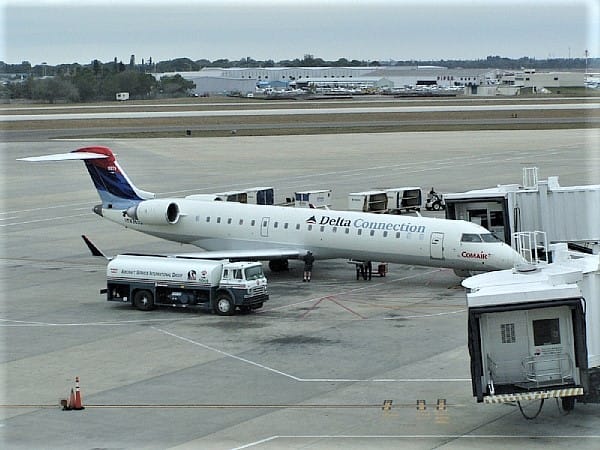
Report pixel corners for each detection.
[1,59,195,103]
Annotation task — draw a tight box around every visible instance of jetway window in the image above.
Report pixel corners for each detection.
[490,211,504,227]
[501,323,516,343]
[533,318,561,346]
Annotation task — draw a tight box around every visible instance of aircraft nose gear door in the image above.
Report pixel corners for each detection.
[261,217,270,237]
[430,232,444,260]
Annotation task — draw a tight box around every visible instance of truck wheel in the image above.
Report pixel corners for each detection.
[432,201,441,211]
[133,290,154,311]
[561,396,575,411]
[215,294,235,316]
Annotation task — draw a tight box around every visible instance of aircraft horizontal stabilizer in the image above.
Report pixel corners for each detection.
[81,235,110,260]
[17,152,110,162]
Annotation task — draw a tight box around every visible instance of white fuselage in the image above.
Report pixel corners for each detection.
[100,199,521,271]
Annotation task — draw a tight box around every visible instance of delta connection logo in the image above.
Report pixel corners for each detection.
[306,215,426,233]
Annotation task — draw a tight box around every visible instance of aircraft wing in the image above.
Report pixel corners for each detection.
[171,248,304,261]
[82,235,303,261]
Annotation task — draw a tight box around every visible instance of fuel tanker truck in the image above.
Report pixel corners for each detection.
[105,254,268,315]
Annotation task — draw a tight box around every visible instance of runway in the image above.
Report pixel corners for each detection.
[2,129,599,448]
[2,101,599,122]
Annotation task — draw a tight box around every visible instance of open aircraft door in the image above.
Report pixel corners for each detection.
[430,232,444,260]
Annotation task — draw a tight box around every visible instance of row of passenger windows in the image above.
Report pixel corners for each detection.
[196,215,426,240]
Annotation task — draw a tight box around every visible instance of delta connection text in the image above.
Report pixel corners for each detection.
[314,215,426,234]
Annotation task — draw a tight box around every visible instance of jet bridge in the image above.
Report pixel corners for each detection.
[463,236,600,416]
[444,168,600,246]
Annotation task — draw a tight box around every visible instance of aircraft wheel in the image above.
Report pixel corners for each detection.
[133,289,155,311]
[269,259,289,272]
[215,294,235,316]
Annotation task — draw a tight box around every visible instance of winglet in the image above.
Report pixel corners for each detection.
[82,235,110,259]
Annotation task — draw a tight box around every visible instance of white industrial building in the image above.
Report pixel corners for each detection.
[155,66,585,96]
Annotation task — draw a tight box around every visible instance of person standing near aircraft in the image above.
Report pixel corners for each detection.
[302,251,315,282]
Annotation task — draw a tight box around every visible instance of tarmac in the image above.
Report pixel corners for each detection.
[2,129,599,449]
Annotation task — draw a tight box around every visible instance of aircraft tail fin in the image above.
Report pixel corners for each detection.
[18,146,154,209]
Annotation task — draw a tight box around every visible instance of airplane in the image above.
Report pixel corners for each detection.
[19,146,524,276]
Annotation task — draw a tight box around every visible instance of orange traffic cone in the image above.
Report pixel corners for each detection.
[73,376,84,410]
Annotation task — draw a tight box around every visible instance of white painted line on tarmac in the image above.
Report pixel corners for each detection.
[153,326,470,383]
[0,213,92,227]
[0,317,178,327]
[231,434,600,449]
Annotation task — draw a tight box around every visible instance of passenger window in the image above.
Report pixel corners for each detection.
[296,224,300,230]
[206,216,210,222]
[332,227,337,233]
[239,219,243,225]
[227,218,232,224]
[251,219,256,226]
[320,226,325,232]
[217,217,221,224]
[357,229,362,236]
[396,232,401,238]
[308,225,313,231]
[383,231,388,237]
[370,230,375,236]
[461,233,482,242]
[284,223,289,229]
[345,228,350,234]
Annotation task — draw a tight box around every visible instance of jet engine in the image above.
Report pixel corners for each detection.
[126,199,181,225]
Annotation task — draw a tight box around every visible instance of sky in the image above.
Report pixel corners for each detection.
[1,0,599,66]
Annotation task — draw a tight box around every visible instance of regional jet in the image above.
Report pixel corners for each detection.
[19,146,523,275]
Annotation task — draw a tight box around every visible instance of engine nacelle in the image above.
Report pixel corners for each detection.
[126,199,181,225]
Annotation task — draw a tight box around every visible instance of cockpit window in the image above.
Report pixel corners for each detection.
[461,233,482,242]
[481,233,502,243]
